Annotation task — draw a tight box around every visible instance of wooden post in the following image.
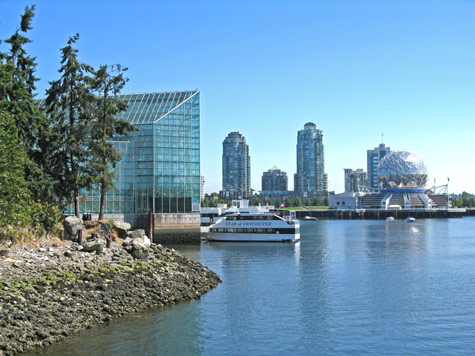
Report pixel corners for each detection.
[149,211,154,242]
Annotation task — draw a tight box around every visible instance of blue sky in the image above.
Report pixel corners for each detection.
[2,0,474,194]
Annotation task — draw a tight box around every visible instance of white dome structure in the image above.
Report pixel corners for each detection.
[378,151,428,191]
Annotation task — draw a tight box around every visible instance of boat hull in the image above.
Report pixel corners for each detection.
[207,232,300,243]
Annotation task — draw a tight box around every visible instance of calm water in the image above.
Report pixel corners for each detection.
[31,218,475,355]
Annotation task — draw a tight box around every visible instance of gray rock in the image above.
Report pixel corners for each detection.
[82,236,105,253]
[64,216,83,241]
[113,221,131,239]
[123,230,151,260]
[129,230,151,250]
[122,237,133,247]
[131,248,148,260]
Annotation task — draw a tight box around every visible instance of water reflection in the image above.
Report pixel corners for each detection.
[362,220,428,260]
[294,221,331,351]
[26,299,205,356]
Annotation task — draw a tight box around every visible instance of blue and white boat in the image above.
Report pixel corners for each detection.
[207,210,300,242]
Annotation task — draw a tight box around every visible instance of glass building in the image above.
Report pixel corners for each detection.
[262,166,288,193]
[69,90,201,215]
[366,143,390,190]
[221,132,251,200]
[294,122,328,197]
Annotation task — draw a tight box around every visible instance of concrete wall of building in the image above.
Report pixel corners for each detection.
[329,193,358,209]
[101,213,200,244]
[153,213,201,244]
[97,213,148,228]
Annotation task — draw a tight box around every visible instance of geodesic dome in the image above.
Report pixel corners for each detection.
[378,151,428,190]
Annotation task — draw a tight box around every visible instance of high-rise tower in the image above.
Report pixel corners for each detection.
[294,122,327,197]
[221,132,251,200]
[367,143,390,190]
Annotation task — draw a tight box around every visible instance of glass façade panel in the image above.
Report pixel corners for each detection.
[69,91,199,215]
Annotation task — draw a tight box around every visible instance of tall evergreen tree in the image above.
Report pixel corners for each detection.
[89,64,136,220]
[0,5,54,201]
[0,111,31,225]
[45,34,95,219]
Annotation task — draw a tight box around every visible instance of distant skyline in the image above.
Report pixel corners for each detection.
[2,0,474,194]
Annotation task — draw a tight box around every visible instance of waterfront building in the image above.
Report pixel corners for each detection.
[344,168,367,193]
[262,166,288,192]
[45,90,201,240]
[221,132,251,200]
[367,143,390,190]
[294,122,328,198]
[359,150,449,209]
[329,191,359,210]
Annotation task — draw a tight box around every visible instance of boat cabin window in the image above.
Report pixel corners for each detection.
[226,215,282,221]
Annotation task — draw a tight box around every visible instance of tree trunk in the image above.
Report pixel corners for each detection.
[74,192,83,244]
[99,180,106,220]
[74,189,80,218]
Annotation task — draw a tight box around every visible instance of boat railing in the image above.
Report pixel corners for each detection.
[281,210,297,224]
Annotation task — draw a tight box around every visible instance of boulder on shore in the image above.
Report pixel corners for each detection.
[123,229,151,260]
[82,232,105,253]
[64,216,83,240]
[113,221,131,239]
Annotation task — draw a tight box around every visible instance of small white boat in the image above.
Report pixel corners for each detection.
[406,217,416,223]
[207,210,300,242]
[386,216,395,221]
[304,216,318,221]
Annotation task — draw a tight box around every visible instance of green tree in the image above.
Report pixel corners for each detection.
[450,197,458,208]
[304,198,311,206]
[89,64,136,220]
[0,111,30,225]
[0,6,54,201]
[313,196,322,206]
[456,192,475,208]
[202,198,210,207]
[293,197,302,207]
[323,196,329,206]
[45,34,95,220]
[284,196,292,207]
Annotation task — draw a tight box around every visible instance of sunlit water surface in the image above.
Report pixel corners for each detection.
[29,218,475,355]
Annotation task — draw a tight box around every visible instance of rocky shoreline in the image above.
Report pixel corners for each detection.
[0,240,221,355]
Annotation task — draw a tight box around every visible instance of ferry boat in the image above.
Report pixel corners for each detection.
[207,210,300,242]
[200,200,273,236]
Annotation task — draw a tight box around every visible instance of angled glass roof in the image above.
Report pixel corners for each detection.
[117,90,199,125]
[36,90,199,125]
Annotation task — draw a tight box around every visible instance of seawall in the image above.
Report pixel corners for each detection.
[295,208,468,220]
